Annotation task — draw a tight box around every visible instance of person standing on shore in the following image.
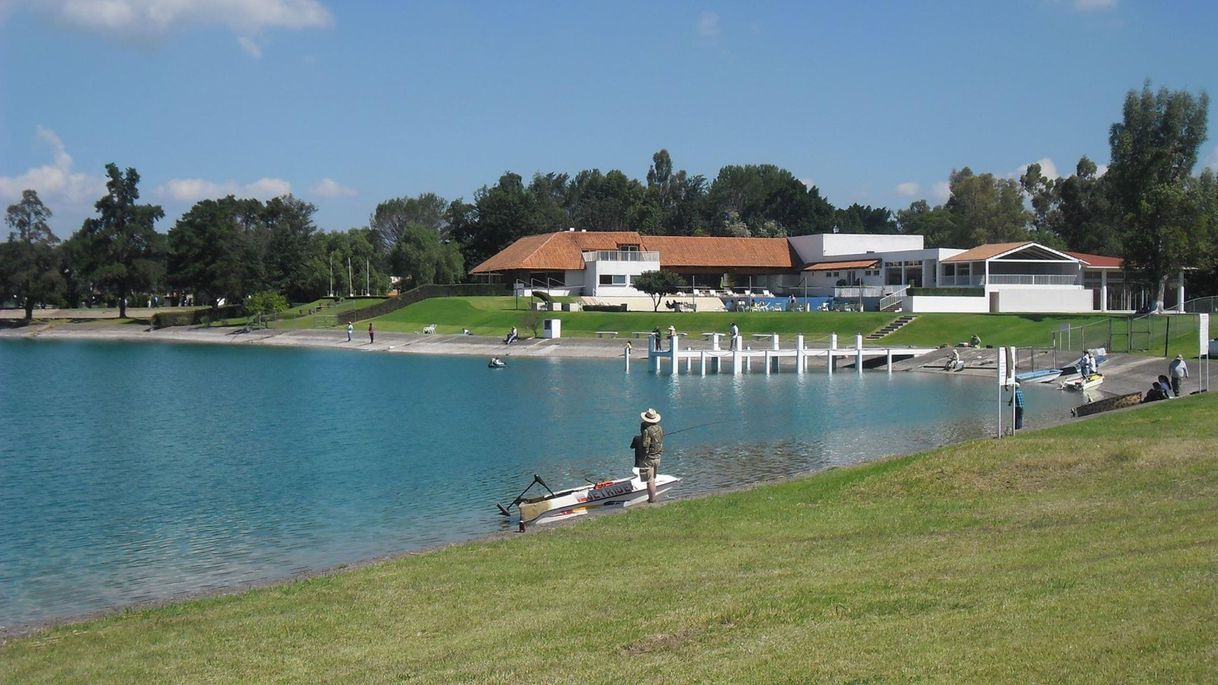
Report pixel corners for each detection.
[368,322,374,344]
[1169,354,1189,396]
[729,322,739,351]
[634,408,664,503]
[346,322,353,342]
[1008,381,1025,430]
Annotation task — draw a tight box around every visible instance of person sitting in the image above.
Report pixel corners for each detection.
[1142,381,1169,403]
[503,326,518,345]
[1157,374,1174,398]
[944,348,961,371]
[488,356,505,368]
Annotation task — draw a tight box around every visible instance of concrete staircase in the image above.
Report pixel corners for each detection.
[866,315,916,341]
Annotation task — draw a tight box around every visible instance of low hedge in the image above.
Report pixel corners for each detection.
[581,304,628,312]
[907,287,985,297]
[151,305,243,329]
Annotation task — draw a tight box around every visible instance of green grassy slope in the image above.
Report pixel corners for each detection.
[4,394,1215,683]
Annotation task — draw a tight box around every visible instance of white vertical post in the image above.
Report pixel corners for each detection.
[1177,270,1185,313]
[746,346,752,373]
[686,351,692,373]
[764,350,771,375]
[700,350,706,376]
[732,348,742,375]
[1100,270,1108,312]
[669,332,680,375]
[855,334,863,374]
[829,333,837,375]
[711,333,720,351]
[624,344,631,373]
[770,333,779,350]
[796,335,805,375]
[886,349,892,373]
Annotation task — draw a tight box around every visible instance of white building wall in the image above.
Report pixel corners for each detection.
[586,257,660,297]
[904,295,990,313]
[991,288,1094,313]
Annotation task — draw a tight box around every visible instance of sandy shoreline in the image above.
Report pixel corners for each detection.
[0,322,632,359]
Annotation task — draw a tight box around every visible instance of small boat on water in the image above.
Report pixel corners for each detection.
[488,357,506,368]
[497,470,680,530]
[1061,372,1103,392]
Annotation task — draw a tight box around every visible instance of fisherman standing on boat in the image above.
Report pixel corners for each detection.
[634,408,664,503]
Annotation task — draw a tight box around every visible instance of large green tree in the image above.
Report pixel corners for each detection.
[1107,82,1212,311]
[1021,157,1116,254]
[1,189,64,319]
[632,270,686,311]
[389,224,464,289]
[943,167,1030,247]
[73,163,165,317]
[262,195,325,302]
[167,196,265,306]
[706,164,831,236]
[369,193,450,249]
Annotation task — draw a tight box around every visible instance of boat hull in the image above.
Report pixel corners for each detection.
[518,471,679,527]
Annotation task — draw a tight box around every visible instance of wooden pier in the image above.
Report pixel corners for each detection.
[624,333,935,376]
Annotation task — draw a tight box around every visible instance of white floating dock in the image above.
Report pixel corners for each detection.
[624,333,935,376]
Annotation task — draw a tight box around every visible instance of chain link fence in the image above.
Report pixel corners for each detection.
[1052,312,1203,358]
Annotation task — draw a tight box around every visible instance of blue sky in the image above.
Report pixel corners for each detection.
[2,0,1217,236]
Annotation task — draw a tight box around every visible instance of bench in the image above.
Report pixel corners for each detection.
[595,331,619,339]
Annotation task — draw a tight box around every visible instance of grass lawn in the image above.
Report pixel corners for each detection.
[4,394,1215,683]
[880,313,1112,348]
[267,298,386,330]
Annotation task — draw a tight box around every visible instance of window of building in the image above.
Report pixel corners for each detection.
[617,244,640,251]
[599,274,627,286]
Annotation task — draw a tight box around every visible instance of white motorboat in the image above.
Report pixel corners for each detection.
[497,469,680,530]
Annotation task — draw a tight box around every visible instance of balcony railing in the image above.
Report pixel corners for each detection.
[987,274,1078,286]
[938,274,1078,287]
[582,250,661,263]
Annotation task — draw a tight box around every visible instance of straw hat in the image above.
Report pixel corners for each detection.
[640,408,662,424]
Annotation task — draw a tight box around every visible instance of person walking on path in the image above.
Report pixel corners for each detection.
[729,322,739,351]
[633,408,664,503]
[1169,354,1189,396]
[1008,381,1025,430]
[368,322,374,344]
[346,322,353,342]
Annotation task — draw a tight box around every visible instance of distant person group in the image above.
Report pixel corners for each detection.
[1144,354,1189,403]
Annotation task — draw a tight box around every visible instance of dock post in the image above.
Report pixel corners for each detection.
[746,347,752,373]
[669,332,680,375]
[764,350,771,375]
[855,334,863,374]
[886,348,892,374]
[796,335,805,374]
[624,343,631,373]
[650,334,661,374]
[770,333,779,350]
[828,333,837,375]
[700,350,706,376]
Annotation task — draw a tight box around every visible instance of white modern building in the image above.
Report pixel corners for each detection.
[470,230,1156,314]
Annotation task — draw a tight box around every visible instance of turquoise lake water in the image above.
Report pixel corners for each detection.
[0,339,1081,629]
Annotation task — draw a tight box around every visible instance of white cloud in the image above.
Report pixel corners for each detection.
[697,11,721,40]
[0,126,105,211]
[237,35,262,58]
[1073,0,1116,11]
[1012,157,1060,181]
[311,178,356,198]
[158,176,291,203]
[931,181,951,203]
[895,182,921,197]
[7,0,332,54]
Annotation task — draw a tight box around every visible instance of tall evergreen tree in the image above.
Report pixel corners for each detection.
[73,164,165,318]
[1,189,64,319]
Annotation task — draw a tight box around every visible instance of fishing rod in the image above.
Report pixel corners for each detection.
[664,420,725,437]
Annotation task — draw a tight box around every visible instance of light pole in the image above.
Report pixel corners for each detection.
[328,254,334,298]
[347,255,353,297]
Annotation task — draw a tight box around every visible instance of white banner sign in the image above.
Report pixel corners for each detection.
[1199,313,1210,358]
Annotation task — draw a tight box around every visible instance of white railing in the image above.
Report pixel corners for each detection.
[878,286,909,311]
[582,250,661,263]
[987,274,1078,286]
[834,286,886,299]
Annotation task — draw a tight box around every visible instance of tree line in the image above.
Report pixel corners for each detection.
[2,81,1216,318]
